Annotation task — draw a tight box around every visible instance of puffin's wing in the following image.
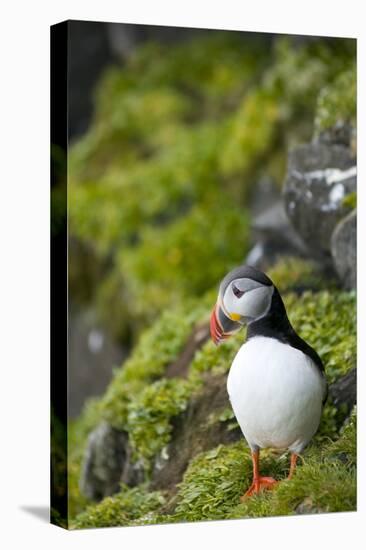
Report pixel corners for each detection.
[320,370,328,405]
[286,330,328,405]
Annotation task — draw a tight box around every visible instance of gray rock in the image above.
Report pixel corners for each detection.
[331,210,357,290]
[68,21,114,139]
[245,200,309,270]
[79,423,128,501]
[249,176,281,217]
[296,497,322,515]
[253,200,309,253]
[79,421,146,501]
[328,368,356,419]
[283,143,356,260]
[315,121,356,148]
[69,307,126,418]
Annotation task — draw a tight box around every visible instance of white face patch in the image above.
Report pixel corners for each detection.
[222,278,274,322]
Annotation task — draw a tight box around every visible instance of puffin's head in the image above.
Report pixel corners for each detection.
[210,265,275,345]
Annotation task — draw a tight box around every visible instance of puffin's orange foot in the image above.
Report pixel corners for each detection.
[240,476,278,500]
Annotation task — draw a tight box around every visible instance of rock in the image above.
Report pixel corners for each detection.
[106,23,206,59]
[79,423,128,501]
[68,22,114,138]
[283,142,356,261]
[150,373,241,493]
[331,210,357,290]
[165,323,210,379]
[79,421,146,501]
[315,121,356,148]
[249,176,281,217]
[120,447,145,488]
[245,200,309,270]
[79,373,242,501]
[296,497,323,515]
[328,368,357,420]
[69,307,127,418]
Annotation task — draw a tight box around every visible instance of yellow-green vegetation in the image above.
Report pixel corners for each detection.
[72,410,356,528]
[99,301,209,430]
[71,485,166,529]
[267,256,332,293]
[342,192,357,211]
[285,291,356,384]
[315,63,356,133]
[69,34,355,343]
[127,378,193,468]
[174,416,356,522]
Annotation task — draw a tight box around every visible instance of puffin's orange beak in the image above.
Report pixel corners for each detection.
[210,302,242,345]
[210,305,224,345]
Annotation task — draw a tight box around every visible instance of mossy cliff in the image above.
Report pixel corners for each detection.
[67,33,356,529]
[69,258,356,528]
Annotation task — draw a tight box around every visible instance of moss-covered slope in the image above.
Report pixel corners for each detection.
[69,256,356,528]
[71,403,356,529]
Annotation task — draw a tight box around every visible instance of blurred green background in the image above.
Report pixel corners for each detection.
[67,27,355,417]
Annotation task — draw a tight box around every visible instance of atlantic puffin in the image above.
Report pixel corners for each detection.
[210,265,327,499]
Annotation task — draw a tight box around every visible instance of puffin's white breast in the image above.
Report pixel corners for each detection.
[227,336,325,453]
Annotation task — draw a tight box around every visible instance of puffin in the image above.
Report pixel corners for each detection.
[210,265,327,499]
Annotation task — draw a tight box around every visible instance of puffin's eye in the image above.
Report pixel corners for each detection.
[232,284,244,298]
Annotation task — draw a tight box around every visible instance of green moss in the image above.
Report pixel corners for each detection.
[71,485,166,529]
[72,408,355,528]
[171,442,252,521]
[68,398,103,517]
[207,406,236,428]
[267,256,331,293]
[327,407,356,466]
[189,330,243,379]
[230,411,356,518]
[230,460,355,518]
[100,303,207,430]
[342,192,357,211]
[127,378,193,468]
[218,36,353,183]
[219,88,280,178]
[120,202,249,321]
[315,63,356,133]
[171,410,356,522]
[67,303,207,516]
[284,291,356,384]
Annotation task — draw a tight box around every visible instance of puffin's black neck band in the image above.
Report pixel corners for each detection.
[247,287,325,376]
[247,287,292,341]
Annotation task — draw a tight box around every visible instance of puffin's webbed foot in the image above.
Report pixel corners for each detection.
[241,475,278,500]
[241,450,278,500]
